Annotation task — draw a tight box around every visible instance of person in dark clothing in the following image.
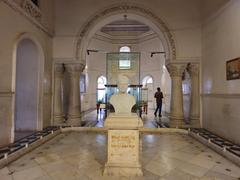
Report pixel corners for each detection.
[154,87,163,117]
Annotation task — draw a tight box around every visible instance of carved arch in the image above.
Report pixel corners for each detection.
[75,4,176,65]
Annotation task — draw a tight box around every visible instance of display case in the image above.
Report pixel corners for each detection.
[105,52,142,116]
[141,88,148,114]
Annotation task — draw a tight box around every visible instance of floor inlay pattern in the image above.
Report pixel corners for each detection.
[189,129,240,157]
[0,127,59,161]
[0,132,240,180]
[189,128,240,168]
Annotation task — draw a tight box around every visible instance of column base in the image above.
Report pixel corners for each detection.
[67,114,81,126]
[190,117,200,128]
[103,163,143,177]
[169,117,187,128]
[53,114,65,126]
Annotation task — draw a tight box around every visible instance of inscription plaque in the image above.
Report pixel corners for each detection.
[108,130,139,164]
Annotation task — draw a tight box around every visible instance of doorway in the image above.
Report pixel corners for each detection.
[142,76,154,109]
[14,39,40,141]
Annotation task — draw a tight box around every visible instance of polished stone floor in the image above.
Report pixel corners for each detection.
[1,132,240,180]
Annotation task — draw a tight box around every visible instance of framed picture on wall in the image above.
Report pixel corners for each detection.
[80,74,86,93]
[226,58,240,80]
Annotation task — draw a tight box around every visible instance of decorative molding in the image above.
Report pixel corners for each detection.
[76,4,176,61]
[0,91,14,97]
[65,63,85,73]
[201,93,240,98]
[21,0,41,21]
[2,0,53,37]
[166,63,186,77]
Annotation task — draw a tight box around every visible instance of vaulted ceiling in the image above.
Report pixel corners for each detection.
[100,19,150,36]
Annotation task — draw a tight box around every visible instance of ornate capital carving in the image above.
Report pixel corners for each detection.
[54,64,64,76]
[65,63,85,76]
[188,64,199,77]
[166,63,186,77]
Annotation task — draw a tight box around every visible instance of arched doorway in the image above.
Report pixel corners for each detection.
[75,4,175,127]
[14,38,41,140]
[142,76,154,109]
[97,75,107,103]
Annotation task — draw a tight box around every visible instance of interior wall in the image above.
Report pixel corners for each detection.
[0,2,53,147]
[15,39,39,131]
[202,0,240,144]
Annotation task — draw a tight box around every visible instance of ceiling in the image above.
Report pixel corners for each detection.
[100,19,151,36]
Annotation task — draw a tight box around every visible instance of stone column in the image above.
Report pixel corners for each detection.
[65,63,85,126]
[53,64,64,125]
[189,64,200,127]
[167,63,186,128]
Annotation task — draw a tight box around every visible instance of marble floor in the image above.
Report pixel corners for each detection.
[1,132,240,180]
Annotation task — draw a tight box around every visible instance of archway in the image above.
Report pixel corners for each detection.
[142,75,154,109]
[97,75,107,103]
[75,4,175,127]
[14,37,43,141]
[75,4,176,65]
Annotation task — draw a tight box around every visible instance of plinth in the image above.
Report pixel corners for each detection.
[103,113,143,176]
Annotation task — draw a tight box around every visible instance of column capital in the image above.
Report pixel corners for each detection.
[166,63,186,77]
[65,63,85,73]
[188,63,199,77]
[54,63,64,75]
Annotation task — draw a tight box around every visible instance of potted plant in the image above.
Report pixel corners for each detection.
[96,100,102,113]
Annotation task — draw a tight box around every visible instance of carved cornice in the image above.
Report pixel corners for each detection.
[166,63,186,77]
[76,4,176,60]
[2,0,53,37]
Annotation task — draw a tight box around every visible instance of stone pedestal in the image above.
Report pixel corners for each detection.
[104,130,142,176]
[104,114,143,177]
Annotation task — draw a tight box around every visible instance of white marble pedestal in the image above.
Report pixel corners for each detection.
[103,114,143,177]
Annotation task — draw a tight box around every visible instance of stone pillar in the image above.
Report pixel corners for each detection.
[65,63,84,126]
[167,63,186,128]
[53,64,64,125]
[189,64,200,127]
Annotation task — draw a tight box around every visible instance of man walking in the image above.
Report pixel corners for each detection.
[154,87,163,117]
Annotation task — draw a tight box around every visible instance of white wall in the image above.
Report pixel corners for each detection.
[202,0,240,144]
